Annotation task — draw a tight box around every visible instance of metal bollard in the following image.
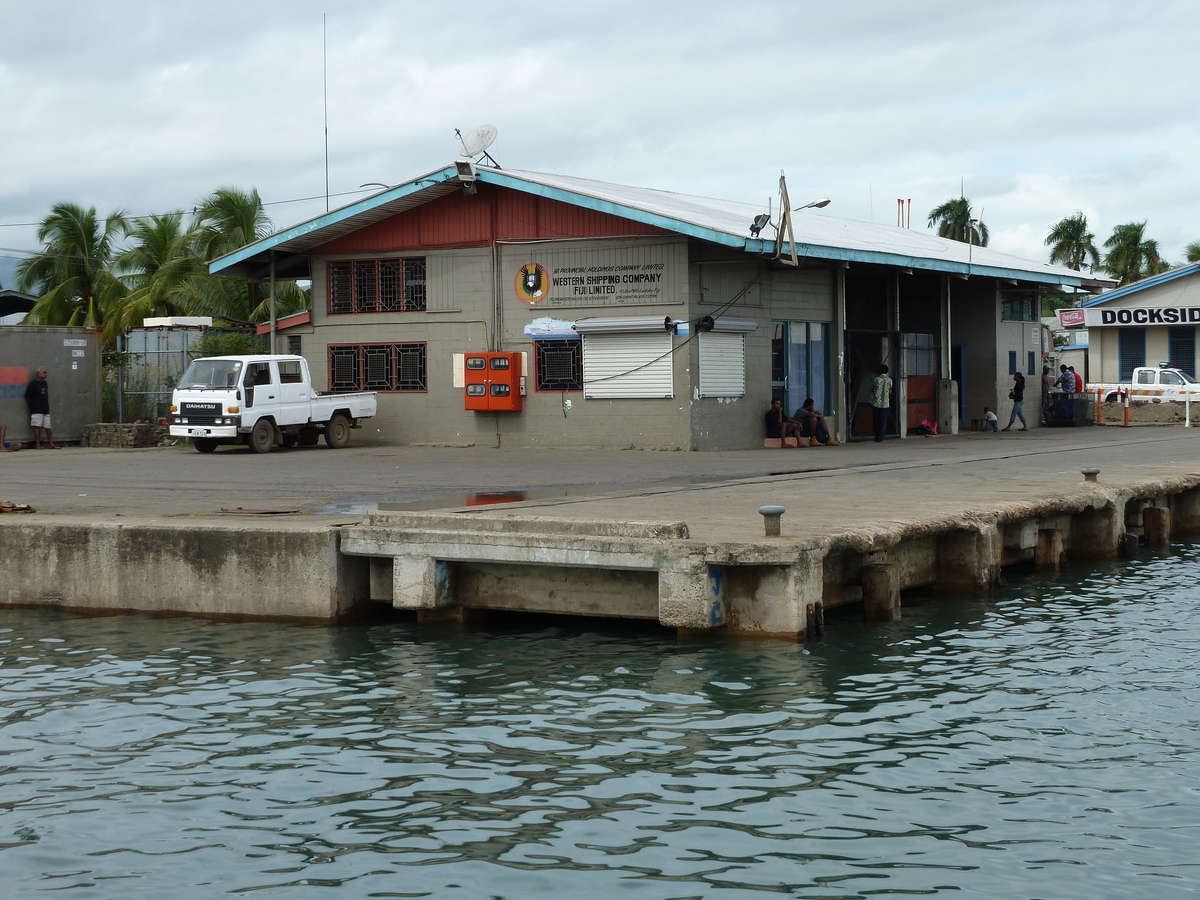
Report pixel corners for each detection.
[759,505,785,537]
[1081,467,1100,483]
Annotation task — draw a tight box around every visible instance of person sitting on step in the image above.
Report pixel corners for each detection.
[794,398,838,445]
[764,399,803,445]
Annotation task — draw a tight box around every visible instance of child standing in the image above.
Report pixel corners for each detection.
[983,407,998,432]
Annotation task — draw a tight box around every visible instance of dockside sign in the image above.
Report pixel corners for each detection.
[1058,307,1200,328]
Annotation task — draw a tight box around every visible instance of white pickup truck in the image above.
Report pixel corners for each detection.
[1092,366,1200,403]
[169,354,377,453]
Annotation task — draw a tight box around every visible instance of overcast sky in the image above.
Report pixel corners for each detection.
[2,0,1197,288]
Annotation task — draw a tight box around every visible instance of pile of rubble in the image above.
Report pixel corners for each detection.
[81,423,169,448]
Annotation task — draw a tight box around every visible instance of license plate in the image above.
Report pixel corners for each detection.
[189,428,209,436]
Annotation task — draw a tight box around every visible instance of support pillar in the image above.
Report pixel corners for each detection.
[1035,529,1065,572]
[1144,506,1171,546]
[1070,504,1122,559]
[862,564,900,621]
[392,555,452,609]
[936,525,1002,590]
[659,556,723,630]
[1170,487,1200,535]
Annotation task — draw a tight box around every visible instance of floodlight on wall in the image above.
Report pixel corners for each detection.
[455,160,477,182]
[749,213,771,237]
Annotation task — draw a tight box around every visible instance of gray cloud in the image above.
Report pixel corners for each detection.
[2,0,1198,269]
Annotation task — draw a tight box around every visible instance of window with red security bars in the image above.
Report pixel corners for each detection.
[329,343,427,392]
[327,258,426,314]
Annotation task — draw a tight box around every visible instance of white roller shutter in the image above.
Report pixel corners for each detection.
[582,332,674,399]
[698,331,745,397]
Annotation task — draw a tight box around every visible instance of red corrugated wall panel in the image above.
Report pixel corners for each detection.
[316,184,669,255]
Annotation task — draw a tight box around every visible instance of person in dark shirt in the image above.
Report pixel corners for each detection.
[25,367,60,449]
[764,399,802,444]
[793,398,838,445]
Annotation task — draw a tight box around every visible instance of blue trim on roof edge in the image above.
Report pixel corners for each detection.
[1081,262,1200,306]
[209,164,1087,287]
[475,170,746,248]
[208,166,460,274]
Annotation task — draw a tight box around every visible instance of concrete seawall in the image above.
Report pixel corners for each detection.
[3,429,1199,633]
[0,519,368,621]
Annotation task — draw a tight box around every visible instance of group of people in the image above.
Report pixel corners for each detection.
[765,398,839,446]
[765,365,895,446]
[1,367,59,452]
[987,364,1086,433]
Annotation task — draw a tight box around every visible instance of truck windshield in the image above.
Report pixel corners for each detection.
[180,359,243,390]
[1178,371,1198,384]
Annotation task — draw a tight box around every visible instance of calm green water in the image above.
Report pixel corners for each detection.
[3,549,1200,899]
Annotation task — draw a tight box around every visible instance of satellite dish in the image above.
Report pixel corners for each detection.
[458,125,498,159]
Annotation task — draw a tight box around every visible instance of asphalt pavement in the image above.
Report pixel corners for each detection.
[3,425,1199,543]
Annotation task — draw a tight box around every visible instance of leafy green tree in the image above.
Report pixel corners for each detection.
[1044,212,1100,271]
[927,196,989,246]
[16,203,128,330]
[110,212,208,336]
[1102,221,1166,285]
[1185,241,1200,264]
[191,187,309,325]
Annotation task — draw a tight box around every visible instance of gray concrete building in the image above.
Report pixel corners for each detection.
[1059,262,1200,383]
[212,165,1103,449]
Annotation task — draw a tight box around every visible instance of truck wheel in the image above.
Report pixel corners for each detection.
[193,438,217,453]
[250,419,275,454]
[325,414,351,449]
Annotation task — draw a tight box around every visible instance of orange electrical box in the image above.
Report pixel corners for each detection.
[464,352,523,411]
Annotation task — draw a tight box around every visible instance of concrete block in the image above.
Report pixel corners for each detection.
[1035,528,1065,572]
[1170,487,1200,534]
[863,564,900,620]
[1144,506,1171,546]
[936,525,1001,590]
[1070,503,1122,559]
[658,556,721,629]
[392,555,452,609]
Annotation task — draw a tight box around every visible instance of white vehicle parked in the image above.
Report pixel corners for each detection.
[1091,366,1200,403]
[169,355,377,453]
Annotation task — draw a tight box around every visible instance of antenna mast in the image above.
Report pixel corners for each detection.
[323,14,330,212]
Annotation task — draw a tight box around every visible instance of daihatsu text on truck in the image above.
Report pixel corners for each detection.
[170,355,376,453]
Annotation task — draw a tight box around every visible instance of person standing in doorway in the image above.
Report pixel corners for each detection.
[1002,371,1028,431]
[871,364,892,442]
[25,367,60,449]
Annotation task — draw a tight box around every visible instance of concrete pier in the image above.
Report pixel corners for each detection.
[3,427,1200,635]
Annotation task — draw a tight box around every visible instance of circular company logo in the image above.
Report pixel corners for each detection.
[514,262,549,305]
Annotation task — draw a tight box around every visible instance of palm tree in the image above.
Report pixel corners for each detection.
[16,203,128,330]
[194,186,271,263]
[1102,221,1166,285]
[1185,241,1200,264]
[927,196,989,246]
[110,212,208,336]
[191,187,308,325]
[1044,212,1100,271]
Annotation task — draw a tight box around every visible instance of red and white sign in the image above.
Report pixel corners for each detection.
[1057,309,1086,328]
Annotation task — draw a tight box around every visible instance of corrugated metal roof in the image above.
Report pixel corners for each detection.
[1081,262,1200,306]
[211,163,1108,288]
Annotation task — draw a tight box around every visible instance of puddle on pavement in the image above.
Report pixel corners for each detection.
[312,476,739,516]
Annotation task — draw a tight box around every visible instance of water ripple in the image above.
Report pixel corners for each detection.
[3,548,1200,897]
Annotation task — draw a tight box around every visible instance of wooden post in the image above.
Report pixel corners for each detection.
[1144,506,1171,546]
[1035,528,1065,572]
[862,564,900,621]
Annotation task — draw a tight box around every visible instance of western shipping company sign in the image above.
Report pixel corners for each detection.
[1059,306,1200,328]
[507,240,683,309]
